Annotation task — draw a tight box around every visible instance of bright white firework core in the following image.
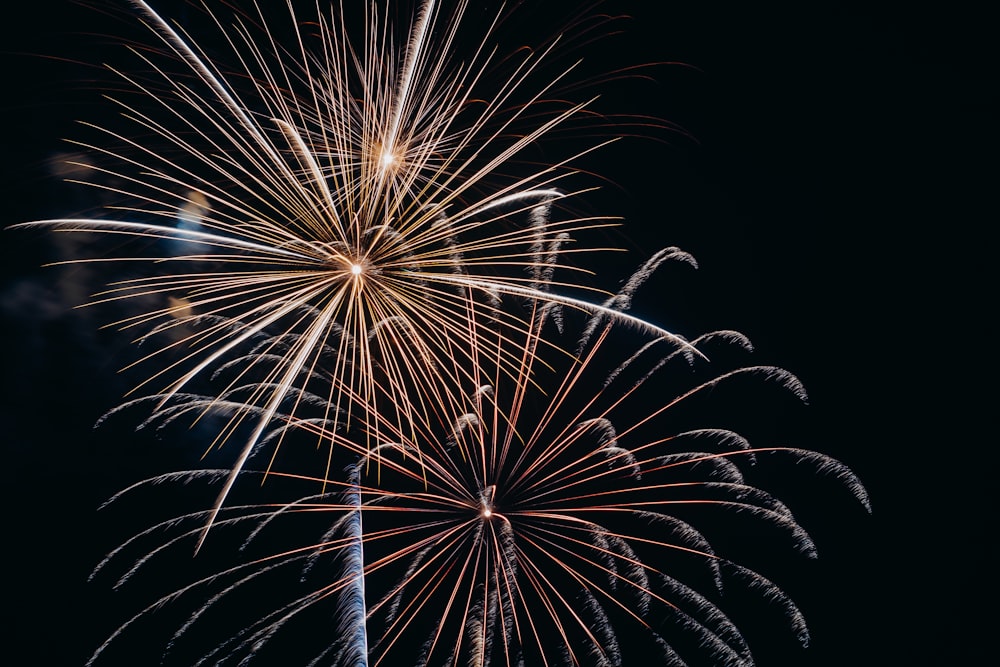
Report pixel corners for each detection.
[482,508,492,519]
[350,263,363,276]
[380,150,397,169]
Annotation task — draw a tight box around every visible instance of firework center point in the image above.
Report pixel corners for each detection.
[482,508,492,519]
[350,263,363,276]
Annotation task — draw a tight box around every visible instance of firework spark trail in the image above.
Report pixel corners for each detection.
[11,0,701,543]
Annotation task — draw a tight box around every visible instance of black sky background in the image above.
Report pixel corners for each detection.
[1,0,993,665]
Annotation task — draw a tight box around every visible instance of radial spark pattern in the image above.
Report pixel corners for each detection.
[90,278,868,666]
[12,0,684,542]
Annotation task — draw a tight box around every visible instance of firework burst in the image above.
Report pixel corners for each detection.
[89,269,868,666]
[10,0,688,545]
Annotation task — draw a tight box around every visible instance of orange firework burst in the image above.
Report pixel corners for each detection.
[10,0,687,547]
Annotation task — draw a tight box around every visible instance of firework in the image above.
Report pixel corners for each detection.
[12,2,870,665]
[10,0,688,546]
[89,268,868,666]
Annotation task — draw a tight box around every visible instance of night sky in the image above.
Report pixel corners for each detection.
[1,1,992,665]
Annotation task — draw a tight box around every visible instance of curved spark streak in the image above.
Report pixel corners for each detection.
[385,0,436,162]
